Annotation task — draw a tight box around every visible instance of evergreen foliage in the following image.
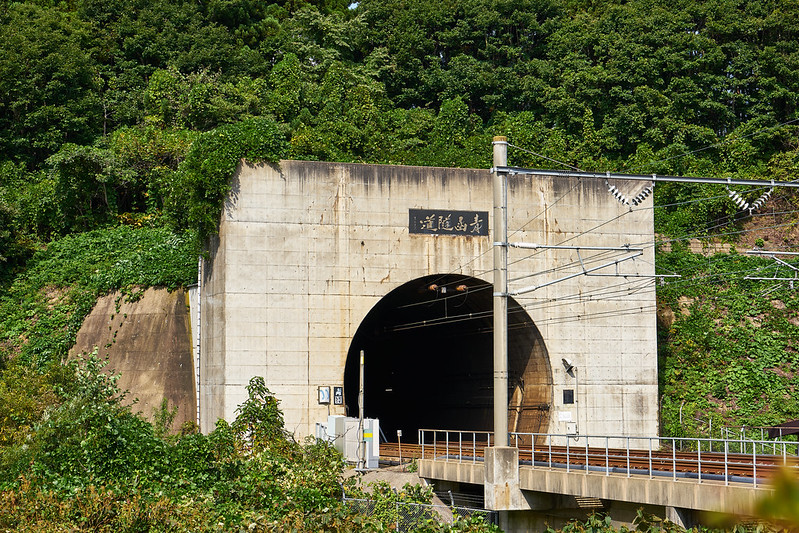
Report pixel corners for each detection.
[3,0,799,266]
[167,117,288,238]
[0,225,197,368]
[2,0,799,529]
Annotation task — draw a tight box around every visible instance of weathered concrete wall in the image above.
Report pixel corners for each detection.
[71,287,196,430]
[201,160,657,438]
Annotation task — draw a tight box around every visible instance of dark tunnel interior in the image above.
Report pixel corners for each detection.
[344,274,552,443]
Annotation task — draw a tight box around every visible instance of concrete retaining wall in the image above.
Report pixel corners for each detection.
[71,287,196,430]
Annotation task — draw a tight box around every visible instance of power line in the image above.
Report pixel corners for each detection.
[418,142,590,287]
[384,255,788,334]
[658,219,799,248]
[395,129,799,335]
[507,143,582,172]
[389,277,657,334]
[383,221,786,334]
[657,266,773,289]
[613,206,799,254]
[504,211,632,271]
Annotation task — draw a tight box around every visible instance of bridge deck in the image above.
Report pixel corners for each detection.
[396,431,798,515]
[381,442,794,483]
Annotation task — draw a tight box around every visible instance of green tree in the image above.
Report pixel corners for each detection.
[47,144,134,232]
[167,117,289,238]
[0,4,102,166]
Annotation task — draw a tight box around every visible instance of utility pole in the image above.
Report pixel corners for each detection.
[492,136,509,447]
[486,137,522,522]
[358,349,365,470]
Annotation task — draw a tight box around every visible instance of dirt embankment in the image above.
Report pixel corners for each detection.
[70,287,196,431]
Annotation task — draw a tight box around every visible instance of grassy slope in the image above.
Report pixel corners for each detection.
[657,202,799,438]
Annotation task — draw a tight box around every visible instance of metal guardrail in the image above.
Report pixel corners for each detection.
[687,420,799,450]
[418,429,799,489]
[418,429,493,464]
[719,425,799,449]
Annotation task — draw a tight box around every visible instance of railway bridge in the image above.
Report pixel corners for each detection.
[381,430,798,530]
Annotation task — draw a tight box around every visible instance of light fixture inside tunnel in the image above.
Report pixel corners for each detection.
[427,283,468,294]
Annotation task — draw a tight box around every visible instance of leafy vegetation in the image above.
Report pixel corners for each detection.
[2,0,799,529]
[657,245,799,437]
[545,511,684,533]
[0,225,197,368]
[0,371,365,531]
[0,364,501,531]
[3,0,799,269]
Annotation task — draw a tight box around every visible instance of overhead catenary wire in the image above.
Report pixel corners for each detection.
[395,263,660,315]
[386,241,782,335]
[351,148,797,358]
[650,249,788,288]
[391,300,660,333]
[390,278,657,333]
[416,136,786,289]
[594,202,799,256]
[507,143,582,172]
[506,143,586,238]
[398,192,796,330]
[501,211,631,271]
[387,252,789,334]
[504,116,799,261]
[657,218,799,248]
[390,125,799,333]
[398,231,791,334]
[388,250,790,333]
[408,141,592,290]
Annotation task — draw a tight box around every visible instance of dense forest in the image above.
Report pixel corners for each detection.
[2,0,799,529]
[3,0,799,257]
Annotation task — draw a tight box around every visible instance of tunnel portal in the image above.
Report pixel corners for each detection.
[344,274,552,443]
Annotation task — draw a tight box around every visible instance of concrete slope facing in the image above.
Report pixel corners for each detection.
[70,287,196,431]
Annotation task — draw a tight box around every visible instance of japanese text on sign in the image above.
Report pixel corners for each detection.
[333,387,344,406]
[409,209,488,236]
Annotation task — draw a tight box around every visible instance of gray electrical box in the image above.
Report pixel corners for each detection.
[321,415,380,468]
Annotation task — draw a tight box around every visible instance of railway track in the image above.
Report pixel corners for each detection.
[380,442,795,479]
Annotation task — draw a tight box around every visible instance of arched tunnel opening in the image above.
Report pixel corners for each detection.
[344,274,552,443]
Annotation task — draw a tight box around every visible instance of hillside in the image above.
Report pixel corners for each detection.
[655,199,799,438]
[2,0,799,529]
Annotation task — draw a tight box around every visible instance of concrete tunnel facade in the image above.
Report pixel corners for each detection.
[199,160,658,440]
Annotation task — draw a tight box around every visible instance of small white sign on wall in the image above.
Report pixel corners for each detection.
[318,386,331,404]
[558,411,573,422]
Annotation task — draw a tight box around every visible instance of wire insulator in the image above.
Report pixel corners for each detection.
[748,188,773,215]
[606,179,630,205]
[631,185,653,206]
[726,187,750,211]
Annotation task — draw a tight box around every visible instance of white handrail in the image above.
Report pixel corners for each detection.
[416,429,798,487]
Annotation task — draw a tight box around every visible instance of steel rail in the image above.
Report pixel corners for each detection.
[380,443,790,479]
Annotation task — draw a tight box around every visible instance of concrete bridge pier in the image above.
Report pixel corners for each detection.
[666,506,698,529]
[485,446,553,531]
[484,447,554,509]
